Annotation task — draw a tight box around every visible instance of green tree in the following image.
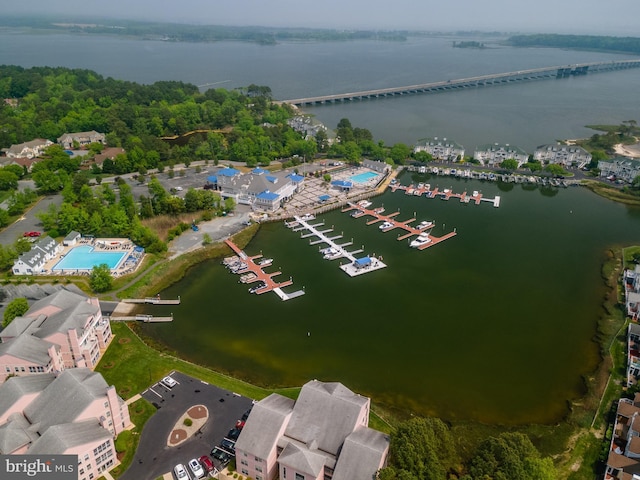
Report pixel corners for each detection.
[390,143,412,165]
[468,432,555,480]
[544,163,566,176]
[89,264,113,293]
[3,297,29,328]
[0,170,19,190]
[500,158,519,170]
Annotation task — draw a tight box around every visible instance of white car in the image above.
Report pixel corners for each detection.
[161,376,177,389]
[174,463,189,480]
[188,458,205,478]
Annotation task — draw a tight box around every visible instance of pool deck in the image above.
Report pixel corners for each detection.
[39,238,144,276]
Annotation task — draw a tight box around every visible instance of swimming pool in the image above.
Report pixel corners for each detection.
[350,171,380,183]
[52,245,127,271]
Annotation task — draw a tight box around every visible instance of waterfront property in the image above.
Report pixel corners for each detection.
[0,368,130,479]
[234,379,389,480]
[533,143,592,169]
[12,236,62,275]
[605,392,640,479]
[414,137,465,161]
[599,157,640,184]
[0,287,112,382]
[473,143,529,167]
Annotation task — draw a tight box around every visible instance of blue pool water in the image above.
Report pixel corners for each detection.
[350,171,379,183]
[52,245,127,271]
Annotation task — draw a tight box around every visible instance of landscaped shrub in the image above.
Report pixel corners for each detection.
[183,418,193,427]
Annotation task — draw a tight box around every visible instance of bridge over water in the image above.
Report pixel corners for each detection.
[280,59,640,107]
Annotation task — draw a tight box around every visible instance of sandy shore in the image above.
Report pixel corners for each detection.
[614,142,640,158]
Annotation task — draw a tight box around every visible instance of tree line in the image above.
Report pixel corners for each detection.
[507,34,640,54]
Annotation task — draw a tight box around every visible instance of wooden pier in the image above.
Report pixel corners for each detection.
[224,240,305,301]
[342,202,457,251]
[109,314,174,322]
[390,182,500,207]
[122,297,181,305]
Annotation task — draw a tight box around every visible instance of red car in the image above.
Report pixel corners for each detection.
[23,231,41,238]
[199,455,215,473]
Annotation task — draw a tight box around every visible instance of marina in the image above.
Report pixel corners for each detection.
[122,297,181,305]
[109,314,174,323]
[342,202,457,251]
[286,214,387,277]
[223,240,306,301]
[390,181,501,207]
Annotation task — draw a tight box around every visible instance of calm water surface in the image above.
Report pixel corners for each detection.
[4,32,640,422]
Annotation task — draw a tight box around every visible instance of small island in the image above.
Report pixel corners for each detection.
[452,40,486,49]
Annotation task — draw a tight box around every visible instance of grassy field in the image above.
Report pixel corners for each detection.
[584,181,640,206]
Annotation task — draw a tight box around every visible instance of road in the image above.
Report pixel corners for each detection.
[0,194,63,246]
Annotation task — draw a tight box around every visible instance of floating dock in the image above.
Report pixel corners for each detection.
[390,182,500,207]
[224,240,305,301]
[342,202,457,251]
[287,214,387,277]
[121,297,181,305]
[109,314,174,323]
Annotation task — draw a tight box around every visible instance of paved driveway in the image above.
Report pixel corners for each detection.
[0,195,63,247]
[120,371,253,480]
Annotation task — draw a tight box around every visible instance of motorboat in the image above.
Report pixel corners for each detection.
[299,213,315,221]
[373,207,385,214]
[248,282,266,293]
[357,200,372,208]
[417,183,425,189]
[410,233,432,248]
[257,258,273,266]
[416,220,434,230]
[323,247,343,260]
[379,221,394,230]
[351,209,364,217]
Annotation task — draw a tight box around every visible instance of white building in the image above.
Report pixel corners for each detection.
[414,137,465,161]
[12,236,62,276]
[599,157,640,183]
[57,131,106,150]
[533,144,592,169]
[4,139,53,159]
[473,143,529,167]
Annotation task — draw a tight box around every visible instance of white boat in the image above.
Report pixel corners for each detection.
[417,183,425,189]
[323,248,343,260]
[416,220,434,230]
[373,207,385,214]
[248,282,266,293]
[257,258,273,266]
[357,200,372,208]
[413,189,421,196]
[379,221,394,230]
[299,213,315,221]
[450,169,457,176]
[410,233,432,248]
[351,209,364,217]
[472,190,479,196]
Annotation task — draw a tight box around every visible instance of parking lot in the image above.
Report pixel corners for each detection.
[120,371,253,480]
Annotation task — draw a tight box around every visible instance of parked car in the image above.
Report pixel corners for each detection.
[220,438,236,455]
[226,427,241,441]
[23,231,41,238]
[210,447,231,466]
[241,408,252,421]
[161,376,177,389]
[199,455,215,474]
[174,463,189,480]
[188,458,204,479]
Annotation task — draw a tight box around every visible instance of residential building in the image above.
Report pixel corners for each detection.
[628,324,640,388]
[287,116,327,141]
[600,158,640,183]
[605,394,640,479]
[473,143,529,167]
[0,287,112,382]
[414,137,465,161]
[533,143,592,169]
[0,369,131,479]
[211,167,304,213]
[362,159,391,173]
[83,147,126,170]
[0,156,40,172]
[12,236,63,276]
[4,139,53,159]
[57,131,106,150]
[234,380,389,480]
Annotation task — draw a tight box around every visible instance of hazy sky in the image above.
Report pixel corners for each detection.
[3,0,640,35]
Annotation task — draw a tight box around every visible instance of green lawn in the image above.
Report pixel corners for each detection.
[109,398,156,478]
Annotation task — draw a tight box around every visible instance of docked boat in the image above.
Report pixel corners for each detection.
[417,183,425,189]
[257,258,273,266]
[240,273,257,283]
[379,221,394,230]
[323,247,343,260]
[357,200,372,208]
[351,209,364,217]
[416,220,434,230]
[373,207,385,214]
[410,233,432,248]
[248,282,266,294]
[299,213,315,221]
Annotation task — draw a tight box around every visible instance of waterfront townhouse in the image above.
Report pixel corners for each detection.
[414,137,465,161]
[12,236,63,276]
[599,158,640,184]
[212,167,303,212]
[628,324,640,387]
[57,131,106,150]
[234,380,389,480]
[473,143,529,167]
[533,143,592,169]
[0,368,131,479]
[605,394,640,479]
[3,138,53,159]
[0,287,112,382]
